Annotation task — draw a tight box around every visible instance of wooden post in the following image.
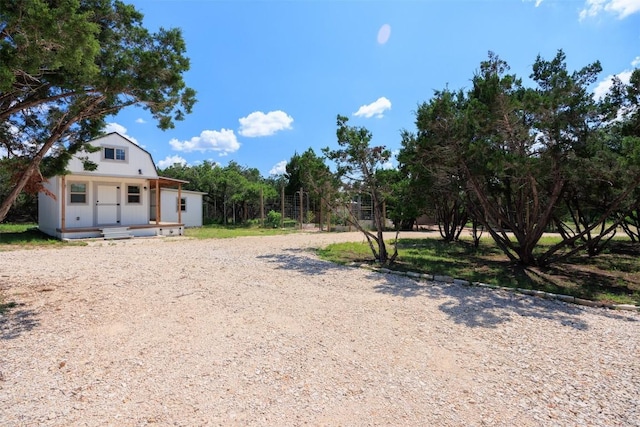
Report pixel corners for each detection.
[280,185,285,228]
[177,183,182,224]
[260,187,264,227]
[61,175,66,231]
[326,200,331,232]
[299,187,303,230]
[155,180,160,224]
[319,196,323,231]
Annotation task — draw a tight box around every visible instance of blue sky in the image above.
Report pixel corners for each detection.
[105,0,640,176]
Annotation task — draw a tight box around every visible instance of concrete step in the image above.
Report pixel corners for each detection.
[100,227,133,240]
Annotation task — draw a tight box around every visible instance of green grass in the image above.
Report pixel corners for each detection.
[318,235,640,305]
[185,224,299,239]
[0,223,298,246]
[0,223,86,250]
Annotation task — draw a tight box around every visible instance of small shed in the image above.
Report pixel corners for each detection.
[151,188,206,228]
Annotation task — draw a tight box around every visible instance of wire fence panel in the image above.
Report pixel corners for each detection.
[203,192,373,228]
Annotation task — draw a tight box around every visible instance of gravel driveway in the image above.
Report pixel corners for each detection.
[1,232,639,426]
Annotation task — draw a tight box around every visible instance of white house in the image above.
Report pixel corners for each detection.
[38,132,201,239]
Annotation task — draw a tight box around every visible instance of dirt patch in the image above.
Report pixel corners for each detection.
[1,232,638,426]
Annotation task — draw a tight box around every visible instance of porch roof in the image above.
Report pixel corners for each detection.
[149,176,189,188]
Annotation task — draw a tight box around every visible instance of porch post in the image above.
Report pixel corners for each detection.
[155,180,160,224]
[61,175,66,231]
[178,183,182,224]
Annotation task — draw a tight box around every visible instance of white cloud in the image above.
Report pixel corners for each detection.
[135,118,146,124]
[381,150,399,170]
[156,155,187,169]
[580,0,640,20]
[377,24,391,45]
[103,122,140,146]
[523,0,544,7]
[353,97,392,119]
[238,110,294,137]
[632,56,640,68]
[381,159,395,170]
[269,160,288,176]
[593,59,635,99]
[169,129,240,156]
[593,70,633,99]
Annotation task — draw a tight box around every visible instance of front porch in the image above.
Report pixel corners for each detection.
[56,222,185,240]
[54,175,189,240]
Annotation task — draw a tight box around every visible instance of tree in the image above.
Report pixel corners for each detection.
[375,167,418,231]
[160,161,278,225]
[553,128,627,257]
[399,90,470,242]
[0,0,196,222]
[607,68,640,241]
[323,115,396,264]
[525,52,640,265]
[284,148,335,227]
[408,51,639,266]
[0,157,37,222]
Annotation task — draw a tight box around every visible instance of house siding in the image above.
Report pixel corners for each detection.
[65,178,94,228]
[66,133,157,179]
[38,177,60,236]
[151,189,204,227]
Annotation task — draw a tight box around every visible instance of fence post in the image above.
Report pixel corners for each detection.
[260,187,264,227]
[280,185,285,228]
[299,187,303,230]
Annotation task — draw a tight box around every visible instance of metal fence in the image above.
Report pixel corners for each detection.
[203,191,374,228]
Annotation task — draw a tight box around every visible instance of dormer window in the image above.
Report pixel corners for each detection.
[103,147,126,161]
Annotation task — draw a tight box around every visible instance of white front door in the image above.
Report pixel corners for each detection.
[96,184,120,225]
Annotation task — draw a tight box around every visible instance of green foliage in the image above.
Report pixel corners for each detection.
[398,89,469,240]
[0,158,36,222]
[402,50,640,267]
[159,161,279,224]
[265,210,282,228]
[284,148,336,229]
[0,0,197,222]
[285,148,332,194]
[283,218,298,228]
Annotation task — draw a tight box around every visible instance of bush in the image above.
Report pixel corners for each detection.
[265,210,282,228]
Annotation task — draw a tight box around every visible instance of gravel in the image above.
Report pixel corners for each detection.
[1,231,639,426]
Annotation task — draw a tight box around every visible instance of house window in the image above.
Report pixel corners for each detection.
[127,185,141,204]
[178,197,187,212]
[103,147,126,161]
[69,183,87,204]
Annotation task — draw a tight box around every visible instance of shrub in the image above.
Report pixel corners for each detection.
[265,210,282,228]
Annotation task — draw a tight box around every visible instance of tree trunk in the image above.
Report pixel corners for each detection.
[372,193,388,264]
[0,125,73,223]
